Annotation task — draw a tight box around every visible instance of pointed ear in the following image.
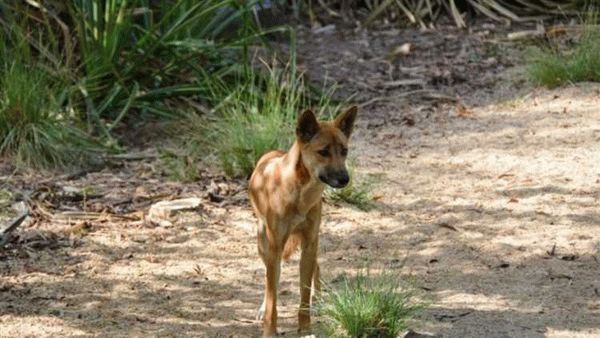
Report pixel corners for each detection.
[296,109,320,143]
[334,105,357,138]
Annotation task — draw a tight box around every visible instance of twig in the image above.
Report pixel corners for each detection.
[104,152,158,161]
[0,212,29,247]
[359,90,457,108]
[53,211,140,222]
[381,79,426,88]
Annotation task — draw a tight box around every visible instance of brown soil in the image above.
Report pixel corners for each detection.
[1,23,600,338]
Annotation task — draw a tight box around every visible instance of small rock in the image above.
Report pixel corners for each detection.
[391,42,412,56]
[147,197,201,226]
[403,330,439,338]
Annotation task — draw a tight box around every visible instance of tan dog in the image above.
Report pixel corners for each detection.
[249,106,358,336]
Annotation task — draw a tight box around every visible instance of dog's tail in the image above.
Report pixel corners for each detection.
[282,233,302,261]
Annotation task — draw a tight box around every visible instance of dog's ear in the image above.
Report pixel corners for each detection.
[334,105,357,138]
[296,109,320,143]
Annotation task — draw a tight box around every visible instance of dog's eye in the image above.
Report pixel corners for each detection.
[318,148,330,157]
[341,148,348,156]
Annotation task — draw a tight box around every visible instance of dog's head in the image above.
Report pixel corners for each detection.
[296,106,357,188]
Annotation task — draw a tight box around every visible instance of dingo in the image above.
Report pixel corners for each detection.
[249,106,358,336]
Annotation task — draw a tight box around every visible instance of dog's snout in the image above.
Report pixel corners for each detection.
[337,172,349,186]
[318,169,350,188]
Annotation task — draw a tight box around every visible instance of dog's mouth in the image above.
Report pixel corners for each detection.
[319,173,350,188]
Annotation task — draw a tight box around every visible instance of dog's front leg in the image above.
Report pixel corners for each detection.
[298,235,318,332]
[298,203,321,332]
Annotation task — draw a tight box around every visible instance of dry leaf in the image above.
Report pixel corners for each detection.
[456,103,474,117]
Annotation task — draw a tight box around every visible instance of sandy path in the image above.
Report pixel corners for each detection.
[2,84,599,338]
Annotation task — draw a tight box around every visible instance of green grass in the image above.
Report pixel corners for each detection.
[0,56,99,169]
[205,62,302,177]
[318,269,422,338]
[173,51,340,178]
[528,16,600,88]
[0,0,269,170]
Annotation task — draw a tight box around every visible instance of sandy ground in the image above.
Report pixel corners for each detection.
[1,26,600,338]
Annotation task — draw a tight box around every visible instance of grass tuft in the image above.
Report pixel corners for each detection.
[179,56,339,178]
[318,269,423,338]
[528,14,600,87]
[0,58,99,169]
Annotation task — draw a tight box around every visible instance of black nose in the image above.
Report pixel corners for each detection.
[319,170,350,188]
[338,173,349,186]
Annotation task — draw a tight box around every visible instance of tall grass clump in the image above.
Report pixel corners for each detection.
[188,54,339,177]
[207,63,301,176]
[62,0,266,136]
[528,13,600,87]
[0,51,98,168]
[318,270,422,338]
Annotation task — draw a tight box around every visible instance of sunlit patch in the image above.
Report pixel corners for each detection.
[0,315,88,336]
[435,291,537,313]
[546,327,600,338]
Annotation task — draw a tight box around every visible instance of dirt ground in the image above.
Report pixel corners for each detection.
[1,23,600,337]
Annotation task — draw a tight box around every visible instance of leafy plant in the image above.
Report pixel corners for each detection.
[0,0,268,169]
[64,0,263,136]
[318,269,422,338]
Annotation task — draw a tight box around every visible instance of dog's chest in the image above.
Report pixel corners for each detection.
[285,185,322,226]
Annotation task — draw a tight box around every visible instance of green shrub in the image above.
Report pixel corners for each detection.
[205,63,301,176]
[0,57,99,169]
[183,53,339,177]
[63,0,263,136]
[528,15,600,87]
[318,270,422,338]
[0,0,268,169]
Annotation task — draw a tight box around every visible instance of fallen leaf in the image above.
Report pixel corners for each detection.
[455,103,474,117]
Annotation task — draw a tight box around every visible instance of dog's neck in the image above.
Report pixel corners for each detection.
[283,141,323,191]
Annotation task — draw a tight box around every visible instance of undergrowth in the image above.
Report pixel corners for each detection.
[166,50,341,179]
[528,13,600,87]
[0,0,265,170]
[0,52,99,169]
[318,269,423,338]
